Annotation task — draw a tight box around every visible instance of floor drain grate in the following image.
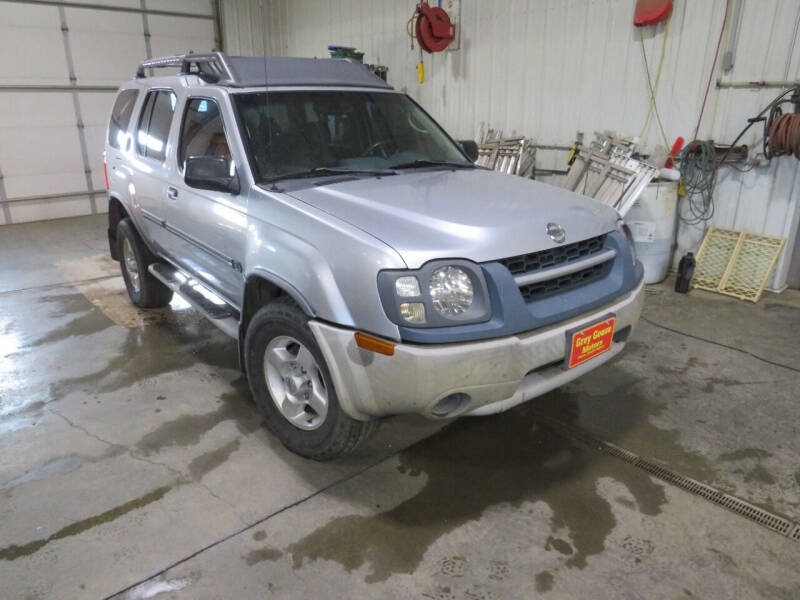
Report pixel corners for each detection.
[533,412,800,543]
[791,526,800,542]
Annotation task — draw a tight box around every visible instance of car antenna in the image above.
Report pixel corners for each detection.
[262,4,278,192]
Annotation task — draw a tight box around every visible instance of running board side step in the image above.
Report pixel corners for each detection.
[148,263,239,339]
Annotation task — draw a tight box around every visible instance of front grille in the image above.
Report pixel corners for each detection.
[499,234,606,276]
[518,262,606,302]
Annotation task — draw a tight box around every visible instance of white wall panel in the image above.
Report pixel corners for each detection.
[0,4,69,85]
[75,1,140,7]
[147,0,213,15]
[0,93,85,198]
[220,0,270,56]
[0,0,218,225]
[221,0,800,290]
[148,14,217,57]
[66,8,147,85]
[9,194,101,225]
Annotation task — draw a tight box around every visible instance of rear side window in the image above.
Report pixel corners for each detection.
[136,89,177,161]
[178,98,232,168]
[108,89,138,150]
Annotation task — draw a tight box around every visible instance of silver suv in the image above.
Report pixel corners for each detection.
[105,53,644,460]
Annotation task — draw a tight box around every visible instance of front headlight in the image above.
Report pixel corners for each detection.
[617,219,637,265]
[377,260,491,328]
[429,266,474,315]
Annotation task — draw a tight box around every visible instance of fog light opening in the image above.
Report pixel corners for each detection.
[431,393,471,417]
[613,326,632,344]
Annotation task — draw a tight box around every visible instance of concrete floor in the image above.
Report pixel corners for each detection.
[1,214,799,599]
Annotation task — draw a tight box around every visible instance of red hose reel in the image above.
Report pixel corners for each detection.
[415,2,456,53]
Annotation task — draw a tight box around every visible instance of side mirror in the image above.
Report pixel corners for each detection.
[458,140,479,163]
[185,156,240,195]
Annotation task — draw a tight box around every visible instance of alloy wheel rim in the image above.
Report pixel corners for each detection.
[263,335,328,431]
[122,238,141,294]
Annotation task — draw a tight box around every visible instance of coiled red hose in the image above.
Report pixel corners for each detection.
[768,113,800,160]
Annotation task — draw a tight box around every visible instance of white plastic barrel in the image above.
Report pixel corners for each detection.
[624,181,679,284]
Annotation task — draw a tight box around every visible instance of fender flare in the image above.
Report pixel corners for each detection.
[107,194,131,260]
[237,268,318,372]
[108,194,164,260]
[244,267,316,317]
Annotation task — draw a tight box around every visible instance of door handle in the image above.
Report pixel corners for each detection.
[166,187,178,200]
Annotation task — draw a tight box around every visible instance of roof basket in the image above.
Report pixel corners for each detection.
[135,51,236,85]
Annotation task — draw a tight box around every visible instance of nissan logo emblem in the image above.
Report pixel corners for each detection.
[546,222,566,244]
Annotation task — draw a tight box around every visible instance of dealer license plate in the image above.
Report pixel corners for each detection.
[565,315,616,369]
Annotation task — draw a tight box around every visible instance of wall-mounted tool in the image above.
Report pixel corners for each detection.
[566,133,585,166]
[415,2,456,53]
[764,86,800,160]
[408,2,457,83]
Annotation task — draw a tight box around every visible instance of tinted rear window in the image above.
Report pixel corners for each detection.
[136,89,176,161]
[108,89,139,150]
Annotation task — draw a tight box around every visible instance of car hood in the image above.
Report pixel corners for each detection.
[283,169,618,268]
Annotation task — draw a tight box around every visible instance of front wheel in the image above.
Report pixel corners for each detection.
[245,297,377,460]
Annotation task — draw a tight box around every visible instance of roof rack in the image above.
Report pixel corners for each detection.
[134,52,393,90]
[136,51,236,85]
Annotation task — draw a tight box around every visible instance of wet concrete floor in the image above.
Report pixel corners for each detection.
[1,215,799,599]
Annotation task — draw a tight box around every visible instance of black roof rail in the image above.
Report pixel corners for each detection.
[135,51,236,85]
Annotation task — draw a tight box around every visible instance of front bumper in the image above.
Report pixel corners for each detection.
[310,277,645,421]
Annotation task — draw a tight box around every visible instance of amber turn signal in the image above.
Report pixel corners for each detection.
[354,332,395,356]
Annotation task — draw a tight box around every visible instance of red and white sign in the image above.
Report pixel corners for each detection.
[566,316,616,369]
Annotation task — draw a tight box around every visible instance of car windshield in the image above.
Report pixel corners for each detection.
[233,91,472,182]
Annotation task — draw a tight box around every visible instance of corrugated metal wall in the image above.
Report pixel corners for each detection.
[221,0,800,290]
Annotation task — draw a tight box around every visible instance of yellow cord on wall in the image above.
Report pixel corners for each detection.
[417,61,425,84]
[639,14,671,141]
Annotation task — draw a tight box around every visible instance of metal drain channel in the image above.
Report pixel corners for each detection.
[533,411,800,543]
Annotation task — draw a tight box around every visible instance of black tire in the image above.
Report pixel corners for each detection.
[117,218,173,308]
[245,297,378,460]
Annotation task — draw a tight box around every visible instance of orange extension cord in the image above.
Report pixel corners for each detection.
[768,113,800,160]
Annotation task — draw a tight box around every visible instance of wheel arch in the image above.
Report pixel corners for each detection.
[238,269,316,369]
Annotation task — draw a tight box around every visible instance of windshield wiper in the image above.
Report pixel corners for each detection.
[390,159,476,170]
[264,166,396,183]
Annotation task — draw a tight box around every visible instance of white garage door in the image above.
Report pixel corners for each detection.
[0,0,219,225]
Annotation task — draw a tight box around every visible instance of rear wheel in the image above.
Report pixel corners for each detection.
[117,219,173,308]
[245,297,377,460]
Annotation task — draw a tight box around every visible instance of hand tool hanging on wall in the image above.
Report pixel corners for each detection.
[566,133,584,166]
[408,2,456,83]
